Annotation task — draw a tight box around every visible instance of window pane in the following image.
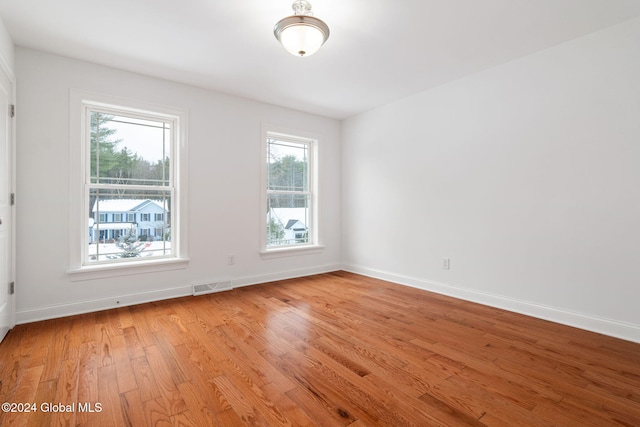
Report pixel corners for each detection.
[88,188,172,262]
[267,138,308,192]
[266,194,309,246]
[90,112,171,186]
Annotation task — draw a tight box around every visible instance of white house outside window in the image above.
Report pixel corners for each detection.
[263,131,318,252]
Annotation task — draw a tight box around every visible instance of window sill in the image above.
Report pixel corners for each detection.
[260,245,325,259]
[68,257,189,282]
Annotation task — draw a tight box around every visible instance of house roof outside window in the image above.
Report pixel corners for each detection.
[269,208,307,229]
[92,199,168,213]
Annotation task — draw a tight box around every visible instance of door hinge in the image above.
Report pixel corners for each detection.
[9,282,14,295]
[9,104,14,118]
[10,193,15,206]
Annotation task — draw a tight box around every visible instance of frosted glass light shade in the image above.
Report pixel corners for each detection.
[274,16,330,57]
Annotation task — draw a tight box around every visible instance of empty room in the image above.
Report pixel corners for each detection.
[0,0,639,425]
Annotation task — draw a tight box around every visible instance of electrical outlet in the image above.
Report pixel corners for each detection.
[227,254,235,265]
[442,257,450,270]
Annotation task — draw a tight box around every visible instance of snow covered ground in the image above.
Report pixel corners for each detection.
[87,241,171,262]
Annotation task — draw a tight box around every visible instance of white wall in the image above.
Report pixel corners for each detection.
[15,48,341,322]
[342,18,640,342]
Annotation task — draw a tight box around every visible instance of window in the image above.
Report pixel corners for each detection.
[263,130,318,252]
[69,90,188,277]
[87,109,172,262]
[140,213,151,222]
[155,213,164,221]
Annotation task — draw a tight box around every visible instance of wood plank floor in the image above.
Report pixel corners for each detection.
[1,271,639,426]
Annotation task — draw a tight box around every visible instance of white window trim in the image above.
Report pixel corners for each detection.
[260,125,322,258]
[68,90,189,280]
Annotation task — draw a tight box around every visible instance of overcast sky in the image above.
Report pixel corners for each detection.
[110,116,170,163]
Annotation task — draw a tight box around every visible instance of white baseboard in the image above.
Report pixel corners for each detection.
[342,264,640,344]
[15,264,342,324]
[18,262,638,344]
[15,285,192,324]
[231,264,341,288]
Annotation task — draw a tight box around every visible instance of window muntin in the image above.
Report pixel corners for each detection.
[265,133,315,249]
[85,106,175,265]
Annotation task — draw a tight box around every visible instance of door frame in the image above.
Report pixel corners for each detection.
[0,49,15,341]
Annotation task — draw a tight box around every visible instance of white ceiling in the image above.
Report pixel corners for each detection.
[1,0,639,119]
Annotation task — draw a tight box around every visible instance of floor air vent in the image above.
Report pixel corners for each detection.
[193,281,233,296]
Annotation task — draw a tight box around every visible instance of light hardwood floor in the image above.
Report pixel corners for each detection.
[1,271,639,426]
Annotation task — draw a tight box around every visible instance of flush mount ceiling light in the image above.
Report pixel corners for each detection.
[274,0,330,57]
